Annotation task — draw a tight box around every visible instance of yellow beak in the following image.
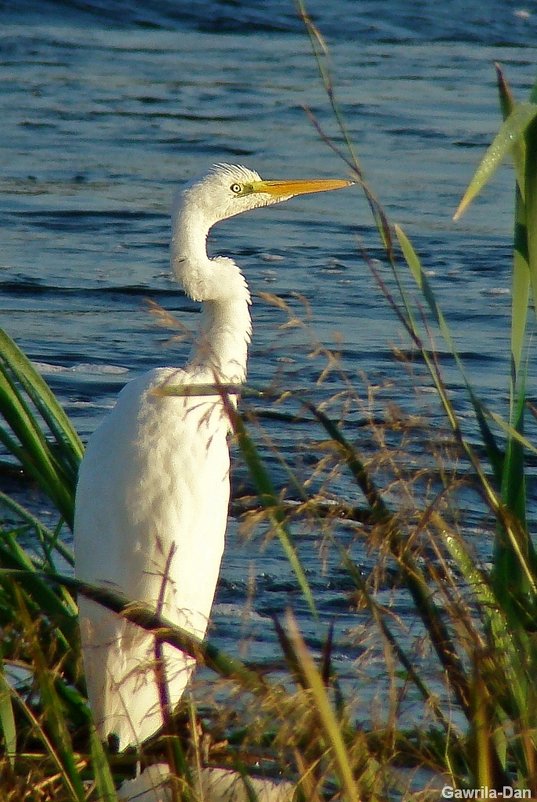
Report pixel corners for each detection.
[250,177,353,199]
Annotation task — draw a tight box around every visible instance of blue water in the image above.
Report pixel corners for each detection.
[1,0,536,717]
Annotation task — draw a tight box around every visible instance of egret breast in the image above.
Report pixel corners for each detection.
[74,366,232,747]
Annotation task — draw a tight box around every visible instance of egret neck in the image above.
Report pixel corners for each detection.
[170,197,252,385]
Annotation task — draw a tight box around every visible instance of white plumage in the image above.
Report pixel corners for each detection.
[74,163,351,749]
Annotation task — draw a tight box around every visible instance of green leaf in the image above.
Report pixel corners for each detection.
[0,328,83,466]
[435,513,531,719]
[225,400,319,621]
[14,586,86,800]
[0,491,74,569]
[395,223,503,481]
[0,530,78,639]
[0,659,16,768]
[285,610,374,802]
[0,327,83,526]
[90,725,119,802]
[524,114,537,322]
[496,64,525,192]
[454,102,537,220]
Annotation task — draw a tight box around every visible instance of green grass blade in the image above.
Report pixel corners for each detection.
[0,533,78,649]
[0,327,83,526]
[497,378,528,553]
[509,188,530,389]
[524,87,537,322]
[90,724,119,802]
[286,610,374,802]
[337,540,456,732]
[432,513,530,715]
[0,369,76,525]
[2,568,272,698]
[488,410,537,454]
[490,76,537,613]
[0,328,83,466]
[396,223,461,360]
[0,368,63,477]
[0,658,16,768]
[300,398,390,522]
[496,64,525,192]
[242,397,454,733]
[499,63,530,428]
[395,223,504,480]
[469,658,510,789]
[225,400,319,621]
[14,585,86,801]
[301,399,472,716]
[0,491,74,569]
[454,102,537,220]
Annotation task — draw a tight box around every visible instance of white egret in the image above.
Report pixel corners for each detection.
[74,163,351,750]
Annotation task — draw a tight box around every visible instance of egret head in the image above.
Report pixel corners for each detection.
[171,163,352,303]
[180,162,352,227]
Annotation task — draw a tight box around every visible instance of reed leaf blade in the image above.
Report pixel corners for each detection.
[0,660,16,768]
[454,102,537,220]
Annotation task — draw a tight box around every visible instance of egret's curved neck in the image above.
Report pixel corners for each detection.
[170,201,252,384]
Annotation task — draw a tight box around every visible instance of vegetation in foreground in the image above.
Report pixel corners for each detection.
[1,7,537,801]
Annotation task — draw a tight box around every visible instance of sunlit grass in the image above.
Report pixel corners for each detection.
[1,5,537,799]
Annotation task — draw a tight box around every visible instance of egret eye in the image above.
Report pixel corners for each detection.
[230,183,242,194]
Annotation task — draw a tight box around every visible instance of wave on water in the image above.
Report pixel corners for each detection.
[32,360,130,375]
[212,603,268,622]
[2,0,535,46]
[1,0,298,34]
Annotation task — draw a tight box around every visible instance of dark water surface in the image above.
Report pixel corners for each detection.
[1,0,536,713]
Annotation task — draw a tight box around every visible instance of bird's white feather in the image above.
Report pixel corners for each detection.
[75,367,231,747]
[74,163,350,750]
